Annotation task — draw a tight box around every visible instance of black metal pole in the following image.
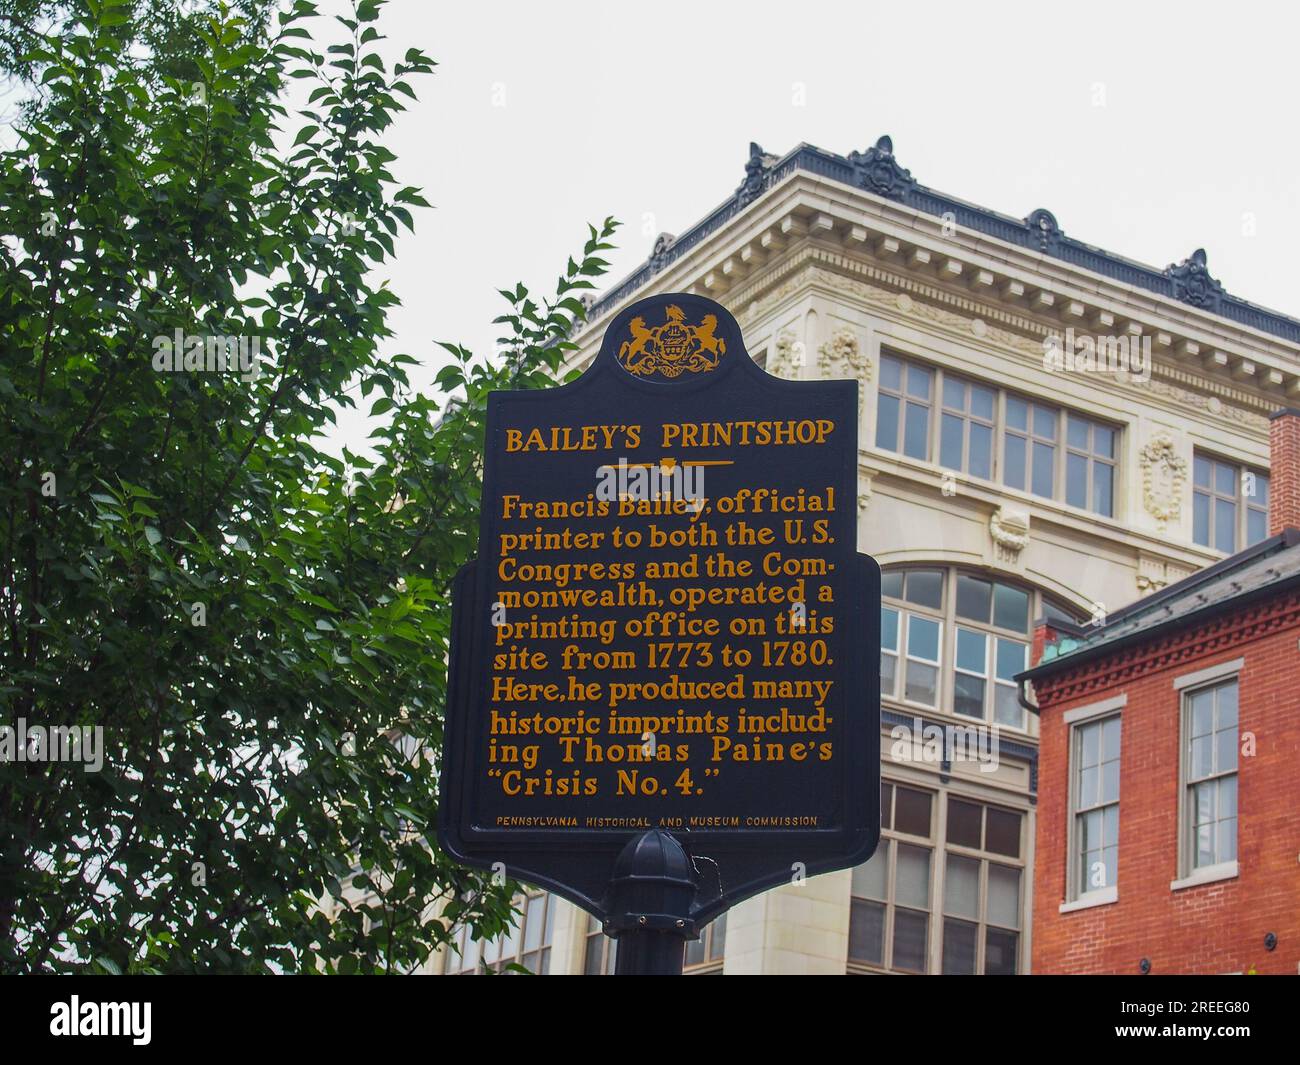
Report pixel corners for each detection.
[613,918,689,976]
[605,829,697,976]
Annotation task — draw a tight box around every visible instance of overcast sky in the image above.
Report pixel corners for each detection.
[326,0,1300,453]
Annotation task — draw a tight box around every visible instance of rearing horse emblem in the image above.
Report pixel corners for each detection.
[616,304,726,379]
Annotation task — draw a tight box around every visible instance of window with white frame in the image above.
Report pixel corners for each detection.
[1071,715,1121,897]
[849,782,934,972]
[683,914,726,971]
[1184,678,1238,872]
[873,352,1119,517]
[444,890,555,974]
[941,797,1025,974]
[850,784,1028,974]
[880,605,900,699]
[876,354,934,461]
[940,375,996,479]
[880,568,944,709]
[583,912,617,974]
[880,567,1071,731]
[1065,414,1117,517]
[1193,454,1268,553]
[1004,395,1059,500]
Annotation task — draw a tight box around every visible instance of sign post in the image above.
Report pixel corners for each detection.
[439,293,880,974]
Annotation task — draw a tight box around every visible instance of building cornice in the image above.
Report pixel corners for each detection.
[714,245,1274,437]
[584,137,1300,354]
[576,224,1278,446]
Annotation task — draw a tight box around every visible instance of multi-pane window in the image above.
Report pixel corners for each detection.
[517,891,555,973]
[1193,454,1269,553]
[904,615,942,706]
[881,568,1051,730]
[880,568,943,708]
[851,786,1027,974]
[1185,680,1238,871]
[445,890,556,974]
[953,575,1029,727]
[874,353,1119,517]
[583,912,617,974]
[1065,415,1116,517]
[683,915,727,971]
[1246,472,1270,543]
[1042,598,1078,627]
[849,783,933,971]
[1072,716,1121,896]
[940,377,995,479]
[880,606,899,698]
[1004,396,1058,499]
[941,798,1024,974]
[445,921,482,974]
[876,354,933,460]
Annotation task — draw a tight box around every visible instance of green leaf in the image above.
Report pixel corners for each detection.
[0,0,620,977]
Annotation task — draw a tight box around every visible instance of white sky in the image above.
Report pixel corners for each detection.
[324,0,1300,453]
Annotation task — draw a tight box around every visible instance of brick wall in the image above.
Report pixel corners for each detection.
[1032,605,1300,975]
[1268,409,1300,537]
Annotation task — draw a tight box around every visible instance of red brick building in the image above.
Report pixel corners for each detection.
[1020,409,1300,975]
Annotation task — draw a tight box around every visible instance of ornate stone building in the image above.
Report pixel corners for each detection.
[434,136,1299,975]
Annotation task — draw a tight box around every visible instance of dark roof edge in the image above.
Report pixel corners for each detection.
[1102,528,1300,628]
[585,138,1300,346]
[1019,532,1300,685]
[1034,615,1090,639]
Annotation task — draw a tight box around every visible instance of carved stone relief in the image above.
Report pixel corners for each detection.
[1140,434,1187,530]
[818,326,870,415]
[990,506,1030,564]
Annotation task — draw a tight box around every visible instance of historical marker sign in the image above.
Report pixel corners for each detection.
[439,292,880,938]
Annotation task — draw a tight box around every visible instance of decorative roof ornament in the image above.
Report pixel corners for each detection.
[847,135,916,202]
[648,232,677,273]
[1165,248,1225,312]
[735,142,772,208]
[1024,208,1063,252]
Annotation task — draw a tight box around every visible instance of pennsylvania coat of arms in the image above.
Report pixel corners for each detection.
[616,304,725,379]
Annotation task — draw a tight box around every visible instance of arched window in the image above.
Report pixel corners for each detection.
[879,566,1077,732]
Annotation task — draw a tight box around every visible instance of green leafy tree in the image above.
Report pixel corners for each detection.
[0,0,616,972]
